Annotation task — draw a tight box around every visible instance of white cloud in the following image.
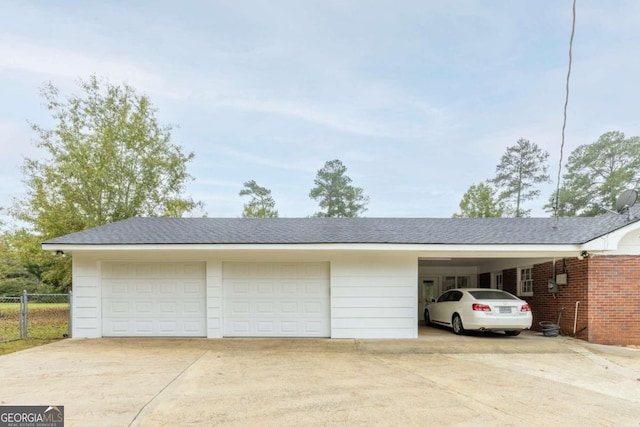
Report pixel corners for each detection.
[0,40,190,100]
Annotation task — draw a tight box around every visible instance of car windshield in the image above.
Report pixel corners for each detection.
[468,290,518,300]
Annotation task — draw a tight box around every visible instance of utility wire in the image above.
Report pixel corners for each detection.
[554,0,577,223]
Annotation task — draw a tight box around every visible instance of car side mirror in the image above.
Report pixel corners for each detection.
[431,298,436,303]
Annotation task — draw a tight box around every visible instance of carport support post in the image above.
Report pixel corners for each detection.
[20,290,28,339]
[68,291,72,338]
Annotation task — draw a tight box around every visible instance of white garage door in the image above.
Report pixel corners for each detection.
[101,262,206,337]
[223,262,330,337]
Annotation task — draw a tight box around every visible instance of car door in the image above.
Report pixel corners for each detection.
[429,291,453,324]
[447,290,465,323]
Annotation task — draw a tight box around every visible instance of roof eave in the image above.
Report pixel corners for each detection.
[42,242,586,256]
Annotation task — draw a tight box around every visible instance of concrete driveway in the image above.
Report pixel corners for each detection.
[1,329,639,426]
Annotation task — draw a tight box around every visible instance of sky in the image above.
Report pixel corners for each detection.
[1,1,639,222]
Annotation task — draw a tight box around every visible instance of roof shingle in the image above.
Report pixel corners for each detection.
[42,210,640,246]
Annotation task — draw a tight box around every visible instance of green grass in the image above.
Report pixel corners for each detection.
[0,302,69,355]
[0,338,63,356]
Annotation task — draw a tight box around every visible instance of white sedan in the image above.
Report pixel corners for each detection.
[424,288,532,336]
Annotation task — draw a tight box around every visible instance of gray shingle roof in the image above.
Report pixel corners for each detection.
[42,210,640,246]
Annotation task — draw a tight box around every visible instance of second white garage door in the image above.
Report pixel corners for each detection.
[223,262,330,337]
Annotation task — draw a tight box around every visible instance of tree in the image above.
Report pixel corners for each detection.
[0,229,63,296]
[453,182,505,218]
[549,131,640,216]
[11,76,201,291]
[309,159,369,217]
[490,138,550,217]
[239,180,278,218]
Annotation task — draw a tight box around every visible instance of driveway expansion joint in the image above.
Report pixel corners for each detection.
[127,349,209,426]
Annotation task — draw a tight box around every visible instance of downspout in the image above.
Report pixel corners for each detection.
[573,301,580,335]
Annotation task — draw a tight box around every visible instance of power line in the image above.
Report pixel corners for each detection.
[554,0,577,221]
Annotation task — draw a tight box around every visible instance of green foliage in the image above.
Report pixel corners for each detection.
[8,76,200,291]
[490,138,550,217]
[309,159,369,218]
[0,230,66,295]
[13,75,200,240]
[239,180,279,218]
[453,182,504,218]
[549,131,640,216]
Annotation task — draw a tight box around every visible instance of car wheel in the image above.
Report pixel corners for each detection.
[504,330,521,336]
[424,309,431,326]
[452,314,465,335]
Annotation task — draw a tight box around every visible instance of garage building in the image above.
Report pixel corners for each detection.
[43,214,640,345]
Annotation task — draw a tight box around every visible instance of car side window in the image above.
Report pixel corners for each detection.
[450,291,463,302]
[437,292,450,303]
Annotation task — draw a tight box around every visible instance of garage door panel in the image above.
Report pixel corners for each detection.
[135,301,154,313]
[256,301,275,314]
[158,321,177,334]
[276,263,299,278]
[280,282,298,295]
[158,302,177,313]
[103,317,206,336]
[257,281,275,295]
[183,301,203,314]
[159,281,178,295]
[280,301,297,314]
[304,281,327,295]
[134,281,153,295]
[224,299,328,317]
[256,321,275,333]
[135,264,153,276]
[110,320,130,334]
[223,262,330,337]
[223,318,330,336]
[102,262,206,337]
[181,263,204,276]
[281,320,297,332]
[303,301,323,314]
[102,280,129,297]
[227,280,250,295]
[228,320,250,333]
[182,320,203,333]
[183,280,206,296]
[304,320,324,333]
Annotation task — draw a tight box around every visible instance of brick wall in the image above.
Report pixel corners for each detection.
[587,256,640,346]
[525,256,640,346]
[528,259,589,341]
[473,256,639,345]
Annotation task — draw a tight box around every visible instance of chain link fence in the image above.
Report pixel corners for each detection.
[0,292,71,342]
[0,296,21,342]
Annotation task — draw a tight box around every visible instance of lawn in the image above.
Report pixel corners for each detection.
[0,302,69,355]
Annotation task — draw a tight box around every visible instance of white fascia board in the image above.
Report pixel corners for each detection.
[42,242,583,256]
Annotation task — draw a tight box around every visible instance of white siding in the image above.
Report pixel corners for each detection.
[331,253,417,339]
[206,260,223,338]
[71,255,101,338]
